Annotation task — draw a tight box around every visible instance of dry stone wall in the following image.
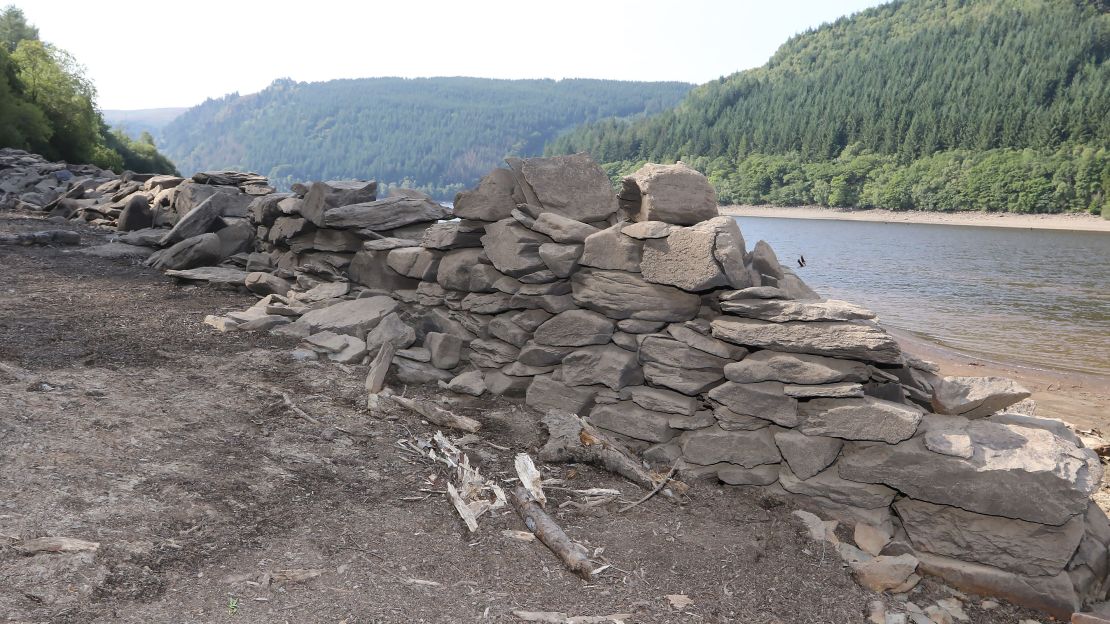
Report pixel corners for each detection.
[6,145,1109,618]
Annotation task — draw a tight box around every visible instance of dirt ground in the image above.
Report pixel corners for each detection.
[0,212,1049,623]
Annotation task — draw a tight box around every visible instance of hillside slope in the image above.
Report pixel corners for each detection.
[550,0,1110,214]
[159,77,692,198]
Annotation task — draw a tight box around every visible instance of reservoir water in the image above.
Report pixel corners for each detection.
[731,216,1110,378]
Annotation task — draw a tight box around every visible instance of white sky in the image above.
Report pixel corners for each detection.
[21,0,886,110]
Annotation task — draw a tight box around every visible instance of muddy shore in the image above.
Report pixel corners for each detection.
[721,205,1110,233]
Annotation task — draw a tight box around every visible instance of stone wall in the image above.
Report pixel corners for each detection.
[7,146,1109,618]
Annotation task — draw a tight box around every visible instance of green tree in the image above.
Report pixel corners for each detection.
[11,38,100,163]
[0,5,36,52]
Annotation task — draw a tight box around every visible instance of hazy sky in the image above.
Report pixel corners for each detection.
[21,0,886,110]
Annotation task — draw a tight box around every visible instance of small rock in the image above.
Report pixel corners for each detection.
[850,554,919,593]
[854,522,893,557]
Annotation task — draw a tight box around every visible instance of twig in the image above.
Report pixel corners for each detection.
[618,460,682,513]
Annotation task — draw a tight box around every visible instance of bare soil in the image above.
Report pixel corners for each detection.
[0,212,1045,623]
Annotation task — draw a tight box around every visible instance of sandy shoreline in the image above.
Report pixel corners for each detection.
[721,204,1110,232]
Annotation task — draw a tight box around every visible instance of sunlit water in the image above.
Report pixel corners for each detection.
[732,216,1110,378]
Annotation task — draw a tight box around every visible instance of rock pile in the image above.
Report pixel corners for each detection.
[5,147,1107,619]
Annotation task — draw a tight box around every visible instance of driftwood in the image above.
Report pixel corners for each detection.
[429,431,506,531]
[510,486,593,580]
[514,453,547,507]
[540,410,683,502]
[390,396,481,433]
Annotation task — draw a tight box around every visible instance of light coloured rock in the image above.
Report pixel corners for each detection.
[321,196,449,230]
[792,509,840,544]
[425,332,462,370]
[783,382,865,398]
[711,318,904,365]
[774,429,843,480]
[839,421,1102,525]
[924,430,974,458]
[481,219,549,277]
[854,522,892,557]
[483,370,532,397]
[204,315,239,332]
[578,224,643,272]
[720,286,789,300]
[750,240,784,280]
[386,247,441,280]
[707,381,799,427]
[560,344,643,391]
[517,341,576,367]
[798,397,922,443]
[589,401,676,442]
[305,331,349,353]
[533,309,615,347]
[932,376,1032,419]
[666,324,748,360]
[894,498,1086,576]
[164,266,249,287]
[617,319,667,334]
[537,242,581,278]
[619,385,698,416]
[621,221,676,239]
[989,413,1081,446]
[365,312,416,355]
[298,280,349,303]
[713,404,773,431]
[572,269,701,322]
[530,212,600,243]
[396,347,431,362]
[643,362,724,396]
[639,335,732,370]
[724,350,870,384]
[297,296,397,339]
[620,162,718,225]
[850,554,919,593]
[681,426,780,467]
[441,371,486,396]
[780,465,897,509]
[453,168,516,222]
[245,271,292,296]
[641,223,728,291]
[468,338,520,368]
[300,180,378,226]
[460,292,516,314]
[328,335,369,363]
[512,154,617,222]
[421,222,483,250]
[720,299,876,322]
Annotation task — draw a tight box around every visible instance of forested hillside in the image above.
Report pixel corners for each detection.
[550,0,1110,215]
[159,78,692,198]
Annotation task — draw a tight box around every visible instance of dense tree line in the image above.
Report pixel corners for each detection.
[0,6,176,174]
[158,77,692,199]
[551,0,1110,215]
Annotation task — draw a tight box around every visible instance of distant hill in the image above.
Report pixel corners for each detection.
[102,107,188,140]
[550,0,1110,215]
[157,77,693,198]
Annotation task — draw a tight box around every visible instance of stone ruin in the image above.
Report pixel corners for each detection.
[3,147,1109,619]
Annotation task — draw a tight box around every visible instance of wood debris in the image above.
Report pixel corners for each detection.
[515,452,547,507]
[512,610,632,623]
[270,568,324,584]
[666,593,694,609]
[17,536,100,555]
[425,431,506,531]
[390,395,481,433]
[510,485,593,579]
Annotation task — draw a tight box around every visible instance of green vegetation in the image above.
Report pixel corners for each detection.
[158,77,692,198]
[551,0,1110,214]
[0,5,177,174]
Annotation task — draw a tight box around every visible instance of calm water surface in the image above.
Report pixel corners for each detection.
[732,217,1110,378]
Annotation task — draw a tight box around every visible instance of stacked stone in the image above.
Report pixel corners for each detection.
[0,147,121,221]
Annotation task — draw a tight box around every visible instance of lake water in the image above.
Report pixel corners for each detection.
[731,216,1110,378]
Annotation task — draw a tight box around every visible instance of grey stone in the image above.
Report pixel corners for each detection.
[711,318,904,365]
[268,216,313,243]
[453,168,517,222]
[117,194,152,231]
[619,162,718,225]
[394,358,454,384]
[396,347,431,362]
[460,292,516,314]
[534,309,615,347]
[531,212,600,243]
[572,269,701,322]
[441,371,486,396]
[783,382,865,398]
[640,219,738,291]
[913,551,1079,619]
[774,430,843,480]
[895,498,1085,576]
[425,332,462,369]
[667,410,716,430]
[164,266,249,287]
[117,227,166,248]
[160,196,222,246]
[215,219,255,257]
[436,248,485,291]
[988,413,1081,447]
[538,243,582,278]
[365,312,416,356]
[510,309,554,332]
[780,464,896,509]
[328,335,369,363]
[666,324,747,360]
[481,219,550,277]
[839,420,1102,525]
[619,385,699,416]
[348,249,420,291]
[721,299,876,323]
[245,272,292,296]
[707,381,800,427]
[322,196,449,230]
[681,426,781,467]
[146,233,222,270]
[610,331,639,350]
[468,338,520,368]
[79,241,154,260]
[502,361,553,376]
[484,370,532,397]
[363,236,422,251]
[517,341,576,367]
[720,286,789,301]
[589,401,676,443]
[639,335,732,370]
[579,224,643,272]
[621,220,677,239]
[526,375,597,415]
[617,319,667,334]
[724,350,870,384]
[642,362,724,396]
[560,344,643,391]
[488,314,531,347]
[798,397,922,443]
[932,376,1032,419]
[713,404,773,431]
[923,430,974,458]
[512,154,617,222]
[299,180,379,226]
[289,229,363,253]
[421,222,484,250]
[297,296,397,339]
[510,207,536,228]
[717,464,781,486]
[750,240,784,280]
[298,280,349,303]
[385,247,441,280]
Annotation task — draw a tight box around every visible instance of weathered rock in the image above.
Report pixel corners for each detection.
[639,335,732,370]
[783,382,865,399]
[839,420,1102,525]
[421,222,484,249]
[268,216,313,243]
[666,324,748,360]
[640,217,745,291]
[780,465,897,509]
[711,318,903,365]
[530,212,600,243]
[459,292,515,314]
[365,312,416,356]
[642,362,724,396]
[572,269,701,322]
[717,464,781,486]
[579,224,643,272]
[666,409,716,430]
[560,344,643,391]
[215,219,254,257]
[720,299,876,322]
[327,335,368,363]
[297,296,397,339]
[619,385,699,416]
[486,314,530,347]
[511,154,616,222]
[394,358,454,384]
[532,309,614,347]
[619,162,718,225]
[245,272,292,296]
[160,196,222,246]
[720,286,789,301]
[712,404,773,431]
[723,350,870,384]
[164,266,249,287]
[117,194,152,231]
[526,375,597,415]
[385,247,442,281]
[750,240,784,280]
[988,413,1081,447]
[79,241,154,259]
[322,196,449,230]
[914,551,1080,619]
[589,401,676,443]
[441,371,486,396]
[348,249,420,291]
[424,332,462,369]
[289,229,363,253]
[146,233,222,270]
[300,180,379,226]
[396,347,431,362]
[854,523,892,557]
[299,280,349,303]
[680,426,781,467]
[895,498,1086,576]
[517,341,577,367]
[468,338,520,368]
[923,430,974,458]
[480,219,549,277]
[510,309,554,332]
[436,248,485,291]
[774,430,843,480]
[932,376,1032,419]
[850,554,919,593]
[778,267,822,301]
[538,242,582,278]
[798,397,922,443]
[453,167,517,222]
[483,369,532,397]
[707,381,799,427]
[616,319,667,334]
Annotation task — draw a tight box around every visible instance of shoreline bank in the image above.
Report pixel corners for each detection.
[891,328,1110,431]
[721,204,1110,232]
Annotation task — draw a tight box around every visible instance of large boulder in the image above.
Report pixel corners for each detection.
[839,420,1103,526]
[707,381,799,427]
[322,196,450,230]
[932,376,1032,419]
[530,212,600,243]
[710,318,904,365]
[559,344,643,391]
[453,168,517,222]
[798,397,923,443]
[480,219,550,277]
[533,309,615,347]
[297,296,398,339]
[146,233,222,270]
[508,154,616,223]
[300,180,378,226]
[724,350,870,384]
[160,196,222,246]
[571,269,701,322]
[579,224,644,272]
[589,401,676,443]
[774,430,844,480]
[619,162,718,225]
[117,194,152,231]
[640,217,746,291]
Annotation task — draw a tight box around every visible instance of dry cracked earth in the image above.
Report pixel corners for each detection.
[0,211,1045,623]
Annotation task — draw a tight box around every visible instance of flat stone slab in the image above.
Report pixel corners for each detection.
[164,266,249,286]
[711,317,903,365]
[724,350,870,384]
[321,196,450,230]
[589,401,676,443]
[798,397,922,443]
[680,425,781,467]
[707,381,799,427]
[720,299,876,322]
[932,375,1031,419]
[297,296,397,339]
[572,269,701,322]
[779,464,897,509]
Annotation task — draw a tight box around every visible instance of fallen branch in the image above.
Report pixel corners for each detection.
[540,410,684,502]
[618,460,682,513]
[510,486,592,580]
[515,453,547,507]
[390,396,481,433]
